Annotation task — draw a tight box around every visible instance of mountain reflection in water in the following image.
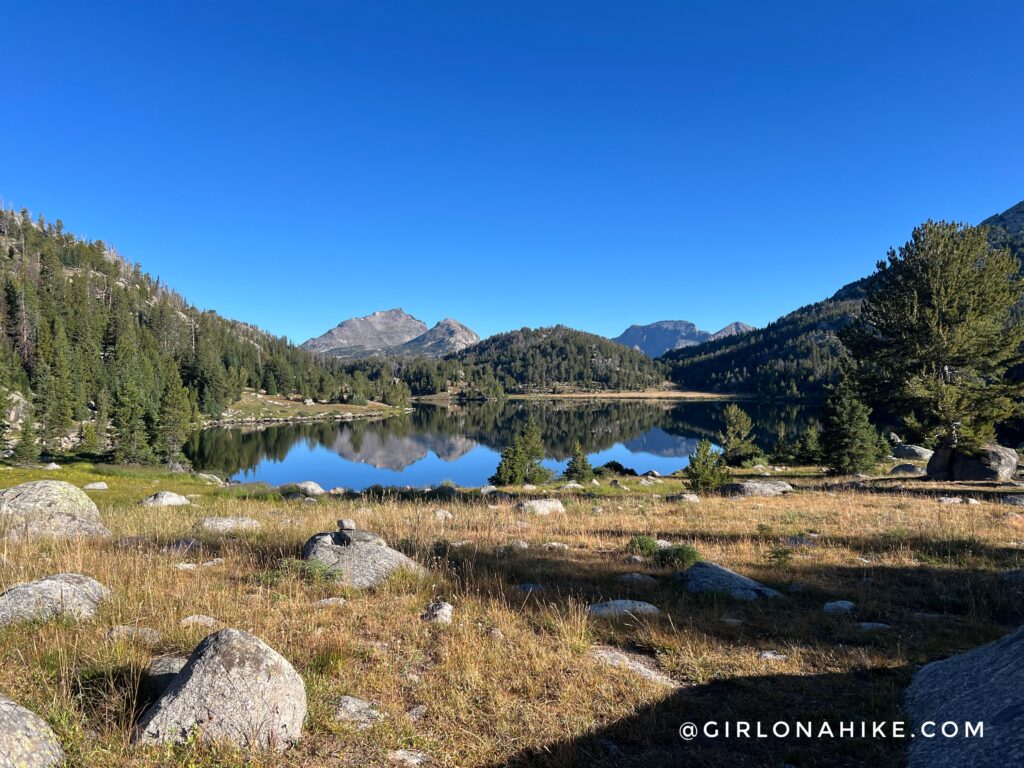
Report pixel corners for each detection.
[185,399,816,490]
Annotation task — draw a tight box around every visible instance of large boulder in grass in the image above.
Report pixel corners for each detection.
[0,694,65,767]
[301,529,426,589]
[903,625,1024,767]
[720,481,793,497]
[134,628,306,751]
[928,444,1019,482]
[0,573,110,626]
[0,480,110,540]
[676,562,782,601]
[892,444,934,461]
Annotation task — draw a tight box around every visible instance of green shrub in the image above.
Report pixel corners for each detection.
[684,439,730,493]
[653,543,703,569]
[626,534,658,556]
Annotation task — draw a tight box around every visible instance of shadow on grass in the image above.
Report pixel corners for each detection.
[488,667,911,768]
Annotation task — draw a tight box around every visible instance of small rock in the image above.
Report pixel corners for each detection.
[41,462,61,471]
[0,480,111,541]
[107,625,162,646]
[720,481,793,497]
[314,597,347,608]
[389,750,431,766]
[433,508,453,521]
[857,621,892,631]
[179,614,221,629]
[890,464,926,477]
[141,491,190,507]
[677,562,782,601]
[617,573,657,585]
[197,516,260,534]
[334,695,381,729]
[83,481,109,491]
[824,600,856,615]
[586,599,661,618]
[421,601,454,624]
[542,542,569,551]
[515,499,565,515]
[758,650,788,661]
[588,646,677,687]
[292,481,325,497]
[479,485,497,495]
[561,482,583,490]
[406,704,428,722]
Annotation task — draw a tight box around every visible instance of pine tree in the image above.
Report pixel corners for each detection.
[13,407,40,463]
[820,374,881,475]
[684,439,730,493]
[564,440,593,482]
[718,403,758,466]
[156,364,194,462]
[489,416,549,485]
[794,425,823,465]
[110,329,153,464]
[841,220,1024,447]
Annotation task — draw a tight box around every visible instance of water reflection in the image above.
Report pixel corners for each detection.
[185,399,816,490]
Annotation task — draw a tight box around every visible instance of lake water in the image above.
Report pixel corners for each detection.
[185,399,816,490]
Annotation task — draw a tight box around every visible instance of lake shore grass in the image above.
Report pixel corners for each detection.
[1,462,1021,766]
[206,389,405,426]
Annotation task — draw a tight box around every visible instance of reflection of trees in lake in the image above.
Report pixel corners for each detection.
[186,399,818,475]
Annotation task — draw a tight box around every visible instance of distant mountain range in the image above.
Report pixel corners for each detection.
[612,320,754,357]
[302,309,480,359]
[663,199,1024,397]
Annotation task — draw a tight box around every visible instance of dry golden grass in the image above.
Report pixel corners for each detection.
[1,463,1021,767]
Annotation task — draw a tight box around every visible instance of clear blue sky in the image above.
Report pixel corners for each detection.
[2,2,1022,342]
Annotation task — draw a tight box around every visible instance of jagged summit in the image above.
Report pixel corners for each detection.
[302,310,478,359]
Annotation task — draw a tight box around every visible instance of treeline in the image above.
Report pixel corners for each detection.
[0,208,359,461]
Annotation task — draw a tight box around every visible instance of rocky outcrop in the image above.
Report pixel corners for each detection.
[0,480,110,540]
[903,624,1024,767]
[0,573,110,626]
[676,562,781,601]
[134,628,306,751]
[890,463,926,477]
[927,444,1019,482]
[0,694,64,767]
[301,524,426,589]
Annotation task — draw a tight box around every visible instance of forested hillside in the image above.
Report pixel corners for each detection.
[0,208,345,460]
[453,326,665,393]
[664,202,1024,399]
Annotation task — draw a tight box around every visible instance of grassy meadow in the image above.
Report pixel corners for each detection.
[1,463,1021,767]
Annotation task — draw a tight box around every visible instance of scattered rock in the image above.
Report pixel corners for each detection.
[328,487,348,497]
[292,481,325,497]
[515,499,565,515]
[1003,496,1024,507]
[179,614,221,629]
[824,600,856,615]
[301,527,426,589]
[758,650,788,661]
[904,624,1024,767]
[720,481,793,497]
[561,482,583,490]
[677,562,782,601]
[107,625,162,646]
[334,695,381,729]
[479,485,497,495]
[676,492,701,503]
[133,628,307,751]
[0,480,111,540]
[406,704,428,722]
[589,646,677,687]
[313,597,347,608]
[433,508,453,522]
[654,539,673,550]
[857,622,891,631]
[586,599,661,618]
[0,573,110,626]
[389,749,431,766]
[937,496,967,505]
[542,542,569,551]
[421,601,454,624]
[161,537,202,556]
[617,573,657,585]
[197,516,261,534]
[194,473,224,485]
[41,462,61,471]
[141,491,190,507]
[0,694,65,767]
[82,481,109,491]
[499,540,529,553]
[890,464,926,477]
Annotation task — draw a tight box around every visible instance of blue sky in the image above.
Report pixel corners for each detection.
[2,2,1022,342]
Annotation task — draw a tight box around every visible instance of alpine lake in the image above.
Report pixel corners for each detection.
[185,398,818,490]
